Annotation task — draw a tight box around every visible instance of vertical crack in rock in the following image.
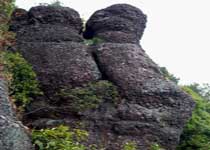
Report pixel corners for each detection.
[90,47,109,80]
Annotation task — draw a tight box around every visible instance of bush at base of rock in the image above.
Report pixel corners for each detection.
[177,86,210,150]
[32,125,89,150]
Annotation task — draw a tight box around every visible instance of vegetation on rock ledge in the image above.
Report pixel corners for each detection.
[2,51,42,109]
[0,0,15,50]
[59,80,119,112]
[123,141,137,150]
[32,125,90,150]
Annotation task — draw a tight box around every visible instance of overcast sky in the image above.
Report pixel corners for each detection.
[15,0,210,85]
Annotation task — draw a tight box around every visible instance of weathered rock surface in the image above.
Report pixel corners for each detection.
[0,79,33,150]
[86,43,194,150]
[83,4,147,44]
[10,6,101,98]
[83,4,195,150]
[10,4,195,150]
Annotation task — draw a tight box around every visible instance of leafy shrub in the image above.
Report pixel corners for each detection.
[50,0,62,6]
[160,67,180,84]
[32,125,89,150]
[150,143,163,150]
[84,37,104,46]
[59,81,119,112]
[177,86,210,150]
[2,51,42,108]
[0,0,15,50]
[123,141,137,150]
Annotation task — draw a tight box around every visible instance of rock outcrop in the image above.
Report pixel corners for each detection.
[0,79,33,150]
[10,6,101,98]
[9,4,195,150]
[83,4,147,44]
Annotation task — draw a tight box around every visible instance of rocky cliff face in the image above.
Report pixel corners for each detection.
[8,4,195,150]
[0,79,33,150]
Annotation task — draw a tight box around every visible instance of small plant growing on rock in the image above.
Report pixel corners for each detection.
[2,51,42,109]
[50,0,63,6]
[123,141,137,150]
[84,37,104,46]
[32,125,88,150]
[150,143,163,150]
[59,80,119,112]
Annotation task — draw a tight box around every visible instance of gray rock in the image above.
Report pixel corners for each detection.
[9,8,29,32]
[83,4,147,44]
[0,79,33,150]
[10,6,83,32]
[15,24,83,42]
[9,4,195,150]
[28,6,82,31]
[16,42,101,98]
[83,4,194,150]
[10,6,101,99]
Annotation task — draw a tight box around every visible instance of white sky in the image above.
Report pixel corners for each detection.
[15,0,210,85]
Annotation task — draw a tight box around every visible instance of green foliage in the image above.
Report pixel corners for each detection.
[0,0,15,49]
[2,51,42,108]
[188,83,210,101]
[84,37,104,46]
[160,67,180,84]
[59,81,119,112]
[50,0,63,6]
[32,125,89,150]
[39,0,63,7]
[123,141,137,150]
[177,86,210,150]
[150,143,163,150]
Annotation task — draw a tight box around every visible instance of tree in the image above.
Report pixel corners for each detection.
[188,83,210,101]
[177,86,210,150]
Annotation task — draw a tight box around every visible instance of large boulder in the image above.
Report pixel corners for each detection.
[10,6,82,32]
[16,42,101,98]
[83,4,195,150]
[0,79,33,150]
[83,4,147,44]
[86,43,194,150]
[10,6,101,98]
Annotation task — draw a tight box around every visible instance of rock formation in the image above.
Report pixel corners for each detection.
[10,6,101,99]
[84,4,147,44]
[9,4,195,150]
[0,79,33,150]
